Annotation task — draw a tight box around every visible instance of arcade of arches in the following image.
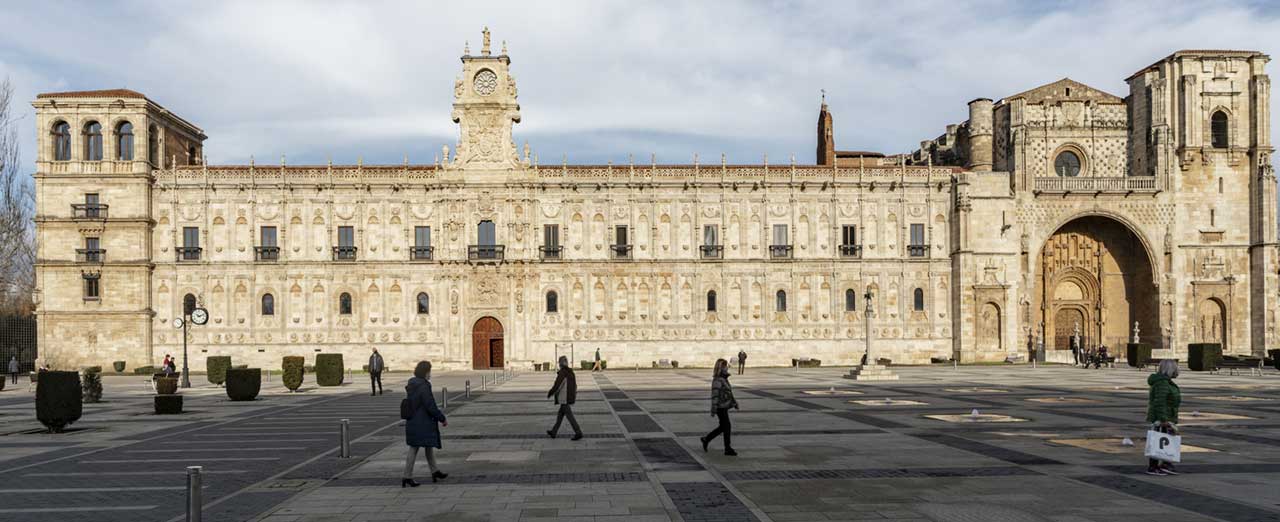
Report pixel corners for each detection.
[1035,216,1160,353]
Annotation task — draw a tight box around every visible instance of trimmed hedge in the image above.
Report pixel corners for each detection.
[113,361,126,373]
[1188,343,1223,372]
[81,366,102,374]
[1127,343,1152,368]
[225,368,261,401]
[580,360,608,370]
[315,354,344,386]
[282,356,304,392]
[81,370,103,403]
[134,365,156,375]
[154,394,183,414]
[36,371,82,433]
[207,356,232,386]
[155,377,178,395]
[233,364,248,369]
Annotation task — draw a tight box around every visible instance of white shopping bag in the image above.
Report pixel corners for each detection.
[1144,429,1181,463]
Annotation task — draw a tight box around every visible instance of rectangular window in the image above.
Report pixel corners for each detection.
[82,237,101,262]
[83,274,100,300]
[703,225,719,246]
[615,225,629,245]
[415,226,431,248]
[260,226,277,247]
[543,224,559,248]
[909,223,926,257]
[85,193,99,206]
[183,227,199,248]
[478,221,495,245]
[841,225,857,246]
[338,226,354,247]
[773,224,788,245]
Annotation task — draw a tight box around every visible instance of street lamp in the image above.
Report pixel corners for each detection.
[863,291,874,365]
[173,307,208,388]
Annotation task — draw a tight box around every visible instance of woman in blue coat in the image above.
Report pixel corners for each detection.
[402,361,447,487]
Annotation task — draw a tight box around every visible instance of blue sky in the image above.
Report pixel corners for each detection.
[3,1,1280,171]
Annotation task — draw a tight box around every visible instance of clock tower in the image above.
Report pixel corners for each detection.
[448,27,524,170]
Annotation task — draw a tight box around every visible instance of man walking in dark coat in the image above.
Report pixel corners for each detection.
[737,350,747,375]
[547,356,583,440]
[369,347,385,396]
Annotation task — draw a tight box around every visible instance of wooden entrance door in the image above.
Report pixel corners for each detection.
[471,317,503,369]
[1053,307,1085,351]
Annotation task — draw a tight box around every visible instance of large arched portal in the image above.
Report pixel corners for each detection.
[471,317,504,369]
[1035,216,1159,355]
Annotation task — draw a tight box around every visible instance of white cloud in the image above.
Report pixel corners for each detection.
[1,0,1278,168]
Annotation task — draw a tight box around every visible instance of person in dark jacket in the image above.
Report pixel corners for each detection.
[700,358,739,456]
[1145,359,1182,475]
[737,350,747,375]
[369,347,385,396]
[402,361,447,487]
[546,356,583,440]
[8,356,19,384]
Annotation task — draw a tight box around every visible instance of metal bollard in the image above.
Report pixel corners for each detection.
[466,380,471,398]
[186,466,203,522]
[481,375,486,391]
[339,419,351,458]
[441,387,448,410]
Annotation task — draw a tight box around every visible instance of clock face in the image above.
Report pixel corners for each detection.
[172,318,184,329]
[474,70,497,96]
[191,308,209,325]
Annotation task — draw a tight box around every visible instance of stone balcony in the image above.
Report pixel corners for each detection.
[1033,176,1159,194]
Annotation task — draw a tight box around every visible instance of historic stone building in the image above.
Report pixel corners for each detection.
[31,33,1277,370]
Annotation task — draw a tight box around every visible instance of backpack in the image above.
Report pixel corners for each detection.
[400,396,414,420]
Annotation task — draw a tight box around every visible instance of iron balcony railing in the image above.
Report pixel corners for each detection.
[839,244,863,258]
[255,246,279,261]
[908,245,927,257]
[332,246,358,261]
[468,245,504,261]
[410,246,434,261]
[540,245,563,260]
[610,244,633,260]
[769,245,793,259]
[76,248,105,263]
[176,247,202,261]
[71,204,108,219]
[700,245,723,259]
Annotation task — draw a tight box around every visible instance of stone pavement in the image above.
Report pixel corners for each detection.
[4,365,1280,521]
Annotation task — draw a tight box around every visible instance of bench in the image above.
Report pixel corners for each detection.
[1214,356,1264,376]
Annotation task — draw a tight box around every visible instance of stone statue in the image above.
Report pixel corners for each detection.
[1071,321,1080,350]
[1132,321,1140,344]
[482,26,491,55]
[442,144,450,163]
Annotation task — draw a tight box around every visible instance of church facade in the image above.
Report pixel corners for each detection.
[31,32,1277,370]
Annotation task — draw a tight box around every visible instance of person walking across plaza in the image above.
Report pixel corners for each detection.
[592,348,602,372]
[369,347,385,396]
[402,361,447,487]
[737,349,747,375]
[547,356,583,440]
[8,356,18,384]
[700,358,739,456]
[1145,359,1182,476]
[162,354,174,376]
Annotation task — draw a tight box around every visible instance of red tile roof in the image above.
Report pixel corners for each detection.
[36,88,148,100]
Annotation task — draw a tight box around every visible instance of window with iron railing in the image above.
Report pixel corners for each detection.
[77,237,104,263]
[412,226,432,260]
[256,226,279,261]
[541,224,561,260]
[702,225,722,259]
[840,225,862,258]
[611,226,631,259]
[334,226,357,260]
[770,224,792,258]
[909,224,926,257]
[178,227,201,261]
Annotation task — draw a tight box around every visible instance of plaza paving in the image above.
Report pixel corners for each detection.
[2,365,1280,521]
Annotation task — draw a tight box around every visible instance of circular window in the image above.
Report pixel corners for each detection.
[1054,150,1081,177]
[473,70,498,96]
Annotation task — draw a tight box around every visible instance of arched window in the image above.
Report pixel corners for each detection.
[339,292,352,315]
[52,122,71,161]
[116,122,134,161]
[182,293,196,316]
[913,288,925,311]
[261,293,275,316]
[188,145,198,166]
[148,125,159,165]
[546,291,558,313]
[416,292,430,314]
[707,290,717,312]
[776,290,787,312]
[1211,111,1228,148]
[1054,150,1080,177]
[84,121,103,161]
[845,289,857,312]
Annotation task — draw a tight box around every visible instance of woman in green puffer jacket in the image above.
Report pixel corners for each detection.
[1145,359,1182,475]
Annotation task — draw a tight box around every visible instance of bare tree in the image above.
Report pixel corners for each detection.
[0,78,34,316]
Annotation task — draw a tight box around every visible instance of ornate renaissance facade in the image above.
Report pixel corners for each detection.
[31,33,1277,370]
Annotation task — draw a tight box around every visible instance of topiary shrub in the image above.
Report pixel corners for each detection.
[1188,343,1223,372]
[155,377,178,395]
[206,356,232,386]
[282,356,304,392]
[154,395,183,414]
[81,366,102,374]
[36,371,82,433]
[315,354,344,386]
[113,361,126,373]
[1127,343,1152,368]
[225,368,261,401]
[233,364,248,369]
[81,369,103,403]
[133,365,156,375]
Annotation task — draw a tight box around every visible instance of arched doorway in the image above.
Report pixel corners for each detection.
[1035,216,1159,355]
[1197,298,1226,350]
[472,317,504,369]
